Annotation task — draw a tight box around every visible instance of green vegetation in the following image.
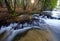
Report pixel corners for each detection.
[0,0,57,16]
[43,0,57,10]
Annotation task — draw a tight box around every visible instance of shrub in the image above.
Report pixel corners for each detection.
[43,0,57,11]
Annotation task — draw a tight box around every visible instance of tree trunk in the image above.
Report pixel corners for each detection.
[5,0,12,13]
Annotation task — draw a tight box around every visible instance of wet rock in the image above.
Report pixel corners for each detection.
[13,29,55,41]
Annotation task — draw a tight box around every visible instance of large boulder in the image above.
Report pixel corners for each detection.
[12,29,56,41]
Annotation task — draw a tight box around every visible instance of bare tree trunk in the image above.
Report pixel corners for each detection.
[5,0,17,16]
[5,0,12,13]
[14,0,16,13]
[0,0,3,7]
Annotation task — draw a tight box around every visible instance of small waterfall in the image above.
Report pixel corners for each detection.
[0,14,49,41]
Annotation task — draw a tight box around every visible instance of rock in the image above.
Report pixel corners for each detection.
[13,29,55,41]
[6,14,32,23]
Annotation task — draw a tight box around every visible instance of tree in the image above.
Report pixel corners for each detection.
[43,0,57,11]
[5,0,12,13]
[0,0,2,7]
[4,0,17,16]
[4,0,57,16]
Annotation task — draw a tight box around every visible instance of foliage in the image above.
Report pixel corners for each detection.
[14,0,57,12]
[43,0,57,10]
[3,0,57,16]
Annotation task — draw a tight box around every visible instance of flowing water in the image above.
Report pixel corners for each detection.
[0,15,48,41]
